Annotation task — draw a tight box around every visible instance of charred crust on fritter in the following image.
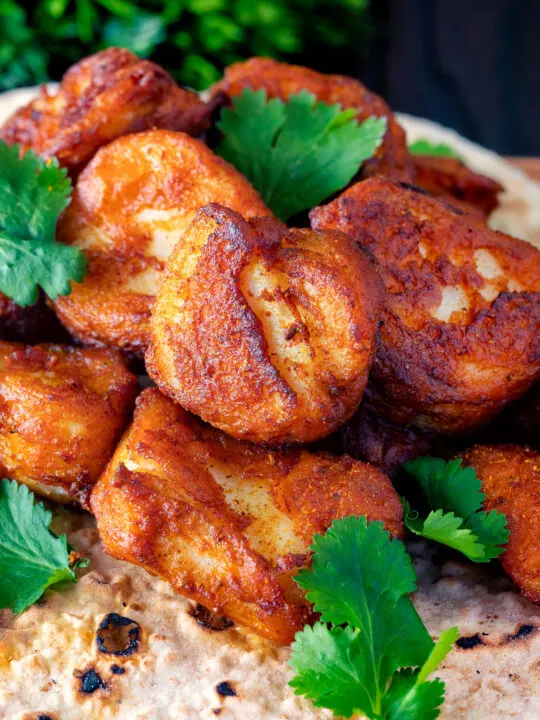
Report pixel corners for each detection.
[90,388,402,644]
[458,444,540,604]
[147,203,384,444]
[0,342,138,504]
[311,176,540,433]
[0,47,214,177]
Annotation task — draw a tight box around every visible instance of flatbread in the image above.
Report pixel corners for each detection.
[397,112,540,249]
[0,90,539,720]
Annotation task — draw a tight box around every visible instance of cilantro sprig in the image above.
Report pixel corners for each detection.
[0,479,88,613]
[0,141,87,306]
[216,88,387,222]
[408,139,462,160]
[402,458,509,562]
[290,516,458,719]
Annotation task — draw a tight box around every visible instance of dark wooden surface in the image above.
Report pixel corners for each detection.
[364,0,540,156]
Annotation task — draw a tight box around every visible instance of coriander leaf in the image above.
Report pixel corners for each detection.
[416,626,459,684]
[216,88,286,201]
[0,142,87,306]
[465,509,510,561]
[290,516,456,719]
[408,139,462,160]
[402,458,509,562]
[403,458,480,519]
[383,670,445,720]
[384,627,458,720]
[0,479,87,613]
[216,88,387,221]
[403,502,486,562]
[289,624,372,718]
[295,516,433,674]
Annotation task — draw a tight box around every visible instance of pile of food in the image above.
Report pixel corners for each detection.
[0,48,538,720]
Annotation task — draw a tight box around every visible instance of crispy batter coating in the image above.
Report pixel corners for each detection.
[311,177,540,433]
[0,342,137,506]
[91,388,402,644]
[0,48,213,177]
[458,444,540,604]
[413,155,503,218]
[210,56,414,181]
[52,130,269,354]
[147,203,384,445]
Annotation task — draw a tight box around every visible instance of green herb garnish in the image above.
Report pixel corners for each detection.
[408,139,461,160]
[0,479,88,613]
[290,516,458,719]
[402,458,509,562]
[216,88,386,222]
[0,141,87,306]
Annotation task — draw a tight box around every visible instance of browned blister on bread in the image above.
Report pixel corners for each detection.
[91,387,403,644]
[0,47,214,177]
[413,155,503,218]
[458,444,540,604]
[147,203,384,445]
[52,130,269,355]
[310,177,540,434]
[210,56,414,181]
[0,342,138,506]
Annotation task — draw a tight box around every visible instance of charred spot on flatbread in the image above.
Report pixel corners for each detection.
[110,665,125,675]
[215,681,237,698]
[456,634,485,649]
[505,624,537,643]
[96,613,140,656]
[74,668,107,694]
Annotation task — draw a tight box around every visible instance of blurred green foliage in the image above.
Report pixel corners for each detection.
[0,0,370,91]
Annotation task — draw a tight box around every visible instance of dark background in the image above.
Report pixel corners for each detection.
[363,0,539,155]
[2,0,538,155]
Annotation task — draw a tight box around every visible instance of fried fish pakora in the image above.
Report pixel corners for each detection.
[147,203,384,444]
[0,48,213,177]
[458,444,540,604]
[91,388,402,644]
[311,177,540,434]
[0,342,137,506]
[413,155,503,218]
[210,56,414,181]
[52,130,269,355]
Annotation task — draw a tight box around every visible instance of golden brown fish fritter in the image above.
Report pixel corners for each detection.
[0,47,213,177]
[458,444,540,604]
[310,177,540,434]
[210,56,414,181]
[91,388,402,644]
[52,130,269,355]
[0,342,137,506]
[413,155,503,218]
[147,203,384,445]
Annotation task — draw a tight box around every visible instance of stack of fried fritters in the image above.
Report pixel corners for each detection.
[0,48,538,642]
